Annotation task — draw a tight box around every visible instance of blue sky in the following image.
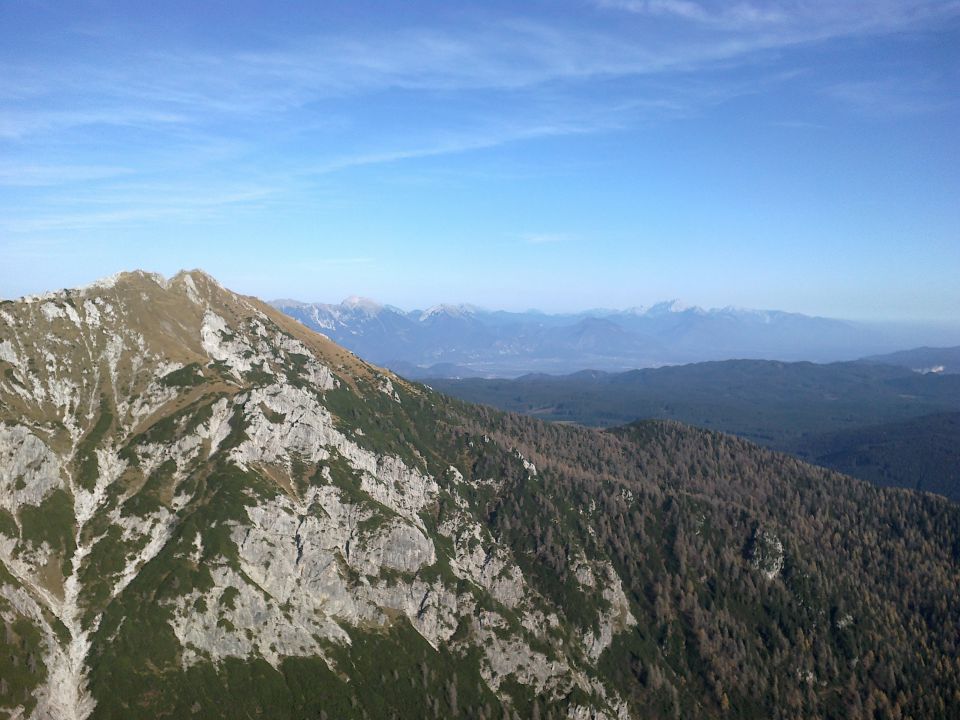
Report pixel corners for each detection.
[1,1,958,321]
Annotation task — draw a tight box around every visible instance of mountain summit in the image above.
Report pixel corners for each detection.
[2,270,959,719]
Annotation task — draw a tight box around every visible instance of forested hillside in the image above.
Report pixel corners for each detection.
[795,412,960,498]
[452,408,960,718]
[429,361,960,500]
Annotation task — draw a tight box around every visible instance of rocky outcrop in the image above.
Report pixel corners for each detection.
[0,425,63,515]
[577,561,637,661]
[749,526,785,580]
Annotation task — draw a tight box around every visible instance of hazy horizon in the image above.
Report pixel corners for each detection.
[6,266,960,337]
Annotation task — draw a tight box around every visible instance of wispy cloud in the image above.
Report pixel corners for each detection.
[6,3,956,142]
[296,113,624,178]
[0,106,189,140]
[595,0,790,28]
[595,0,960,34]
[824,79,951,118]
[0,163,132,186]
[1,185,277,234]
[0,237,92,260]
[1,1,956,246]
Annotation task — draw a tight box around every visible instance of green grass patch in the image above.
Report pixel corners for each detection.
[74,396,114,491]
[122,459,176,518]
[19,488,75,574]
[219,586,240,611]
[159,363,206,388]
[0,616,47,717]
[0,508,18,538]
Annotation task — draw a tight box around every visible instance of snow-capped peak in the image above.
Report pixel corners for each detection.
[341,296,383,315]
[645,299,702,316]
[420,303,481,321]
[715,306,775,323]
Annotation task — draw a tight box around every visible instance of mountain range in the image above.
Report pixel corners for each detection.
[272,297,957,378]
[2,270,959,719]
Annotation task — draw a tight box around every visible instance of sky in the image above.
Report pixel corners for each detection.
[1,0,958,322]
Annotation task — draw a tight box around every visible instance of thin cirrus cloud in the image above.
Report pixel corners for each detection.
[294,109,634,179]
[7,4,957,142]
[1,4,954,182]
[7,29,664,140]
[824,79,952,118]
[594,0,792,27]
[594,0,960,33]
[0,28,796,209]
[0,163,132,187]
[1,185,278,234]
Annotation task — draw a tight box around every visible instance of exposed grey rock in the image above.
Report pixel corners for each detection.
[0,425,63,518]
[749,526,785,580]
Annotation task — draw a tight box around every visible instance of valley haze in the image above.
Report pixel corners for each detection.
[272,295,960,378]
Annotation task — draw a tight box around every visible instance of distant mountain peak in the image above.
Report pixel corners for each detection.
[341,295,383,313]
[420,303,482,321]
[646,299,703,316]
[272,293,917,375]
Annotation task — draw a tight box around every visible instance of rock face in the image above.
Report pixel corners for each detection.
[748,526,785,580]
[0,270,635,719]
